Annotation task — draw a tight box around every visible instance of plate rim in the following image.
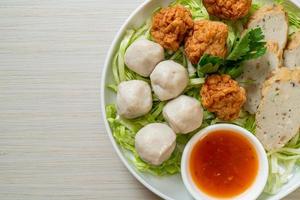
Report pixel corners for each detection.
[100,0,300,199]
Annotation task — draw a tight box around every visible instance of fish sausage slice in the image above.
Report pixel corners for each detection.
[247,5,288,50]
[284,31,300,68]
[256,67,300,151]
[238,42,282,114]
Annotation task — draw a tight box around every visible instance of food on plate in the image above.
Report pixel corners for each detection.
[247,5,288,50]
[151,5,193,51]
[116,80,152,119]
[124,39,164,77]
[284,31,300,68]
[150,60,188,101]
[203,0,252,20]
[201,74,246,121]
[135,123,176,165]
[105,0,300,195]
[238,42,282,114]
[256,67,300,151]
[185,20,228,64]
[163,95,203,134]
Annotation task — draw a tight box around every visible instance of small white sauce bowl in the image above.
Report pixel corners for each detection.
[181,124,269,200]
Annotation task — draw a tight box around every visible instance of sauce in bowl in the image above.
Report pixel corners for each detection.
[189,130,258,198]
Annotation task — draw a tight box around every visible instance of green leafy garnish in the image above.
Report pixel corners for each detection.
[227,28,267,61]
[219,62,244,79]
[197,54,224,77]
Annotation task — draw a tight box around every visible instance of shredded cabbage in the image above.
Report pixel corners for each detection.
[264,132,300,194]
[172,0,209,20]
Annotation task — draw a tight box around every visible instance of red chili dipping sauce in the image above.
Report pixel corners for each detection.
[189,130,258,198]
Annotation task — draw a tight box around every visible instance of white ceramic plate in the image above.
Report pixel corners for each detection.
[101,0,300,199]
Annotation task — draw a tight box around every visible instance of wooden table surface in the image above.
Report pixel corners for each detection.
[0,0,299,199]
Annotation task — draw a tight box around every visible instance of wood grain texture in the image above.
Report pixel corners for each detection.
[0,0,298,199]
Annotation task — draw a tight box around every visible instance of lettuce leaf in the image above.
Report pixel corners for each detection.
[173,0,209,20]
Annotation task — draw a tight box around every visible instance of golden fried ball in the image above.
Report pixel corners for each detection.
[151,5,193,51]
[200,74,246,121]
[203,0,252,20]
[184,20,228,65]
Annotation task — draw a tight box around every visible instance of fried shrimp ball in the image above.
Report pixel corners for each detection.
[203,0,252,20]
[151,5,193,51]
[185,20,228,65]
[200,74,246,121]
